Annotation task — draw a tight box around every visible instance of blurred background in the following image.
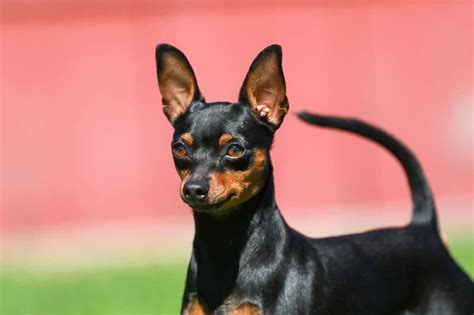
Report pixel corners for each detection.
[1,0,472,314]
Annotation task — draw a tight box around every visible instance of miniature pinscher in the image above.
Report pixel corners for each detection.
[155,44,473,314]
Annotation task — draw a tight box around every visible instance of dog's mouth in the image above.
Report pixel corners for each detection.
[188,194,237,213]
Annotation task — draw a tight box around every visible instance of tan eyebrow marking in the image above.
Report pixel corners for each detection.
[181,133,193,146]
[219,133,233,146]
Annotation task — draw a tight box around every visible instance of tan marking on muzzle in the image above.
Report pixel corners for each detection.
[178,169,191,198]
[207,148,266,209]
[178,169,190,181]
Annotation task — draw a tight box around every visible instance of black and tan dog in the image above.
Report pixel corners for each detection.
[155,44,473,314]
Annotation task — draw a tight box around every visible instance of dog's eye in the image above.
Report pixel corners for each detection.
[172,144,188,158]
[226,144,245,158]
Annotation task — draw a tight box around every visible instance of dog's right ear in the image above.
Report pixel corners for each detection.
[155,44,203,124]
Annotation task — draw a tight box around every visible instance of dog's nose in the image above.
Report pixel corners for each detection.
[183,180,209,203]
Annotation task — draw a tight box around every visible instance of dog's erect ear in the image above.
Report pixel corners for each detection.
[238,45,289,129]
[155,44,203,124]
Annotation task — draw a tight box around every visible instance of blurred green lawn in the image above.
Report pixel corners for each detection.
[1,238,472,315]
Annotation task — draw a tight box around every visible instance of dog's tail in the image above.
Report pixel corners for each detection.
[297,111,437,230]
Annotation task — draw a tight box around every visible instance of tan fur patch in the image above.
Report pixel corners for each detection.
[184,298,209,315]
[440,230,449,247]
[178,169,190,181]
[181,133,194,146]
[207,148,266,209]
[178,169,191,198]
[228,303,261,315]
[219,133,233,146]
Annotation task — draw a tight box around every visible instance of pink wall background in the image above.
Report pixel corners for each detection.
[1,1,472,231]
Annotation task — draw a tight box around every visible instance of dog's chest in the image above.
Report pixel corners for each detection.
[183,298,261,315]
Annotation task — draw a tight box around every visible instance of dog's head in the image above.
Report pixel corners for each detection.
[155,44,288,213]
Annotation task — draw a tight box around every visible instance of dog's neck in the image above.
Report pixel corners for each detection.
[192,174,278,254]
[191,165,288,308]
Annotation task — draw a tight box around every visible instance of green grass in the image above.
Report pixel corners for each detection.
[1,239,472,315]
[1,261,188,315]
[447,237,474,277]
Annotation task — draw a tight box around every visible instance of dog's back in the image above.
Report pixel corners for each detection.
[299,112,473,314]
[306,227,472,314]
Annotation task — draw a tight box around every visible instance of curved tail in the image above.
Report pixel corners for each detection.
[297,111,438,230]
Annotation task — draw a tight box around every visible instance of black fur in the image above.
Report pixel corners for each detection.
[155,44,474,314]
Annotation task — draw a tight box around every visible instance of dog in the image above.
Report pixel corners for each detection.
[154,44,473,314]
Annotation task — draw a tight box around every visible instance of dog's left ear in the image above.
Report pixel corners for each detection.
[155,44,203,124]
[239,45,289,129]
